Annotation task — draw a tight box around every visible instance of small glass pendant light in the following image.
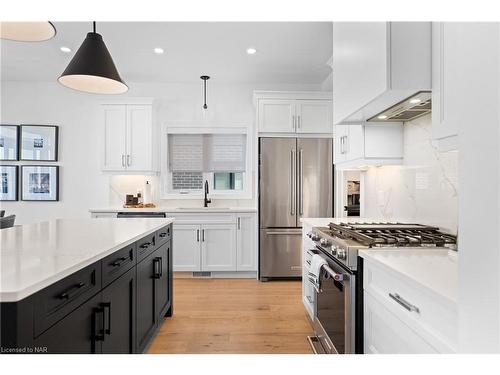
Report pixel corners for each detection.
[201,75,210,119]
[0,21,56,42]
[58,22,128,94]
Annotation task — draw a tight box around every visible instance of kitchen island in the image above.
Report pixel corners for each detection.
[0,218,173,354]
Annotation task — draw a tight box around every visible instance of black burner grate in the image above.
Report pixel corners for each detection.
[327,222,457,248]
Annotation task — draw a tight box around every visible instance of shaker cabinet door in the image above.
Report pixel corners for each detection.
[33,293,102,354]
[102,105,127,171]
[201,224,236,271]
[236,214,257,271]
[136,251,158,352]
[258,99,296,133]
[101,267,136,354]
[126,105,153,171]
[172,224,201,271]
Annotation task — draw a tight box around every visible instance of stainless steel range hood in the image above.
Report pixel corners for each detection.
[367,91,431,122]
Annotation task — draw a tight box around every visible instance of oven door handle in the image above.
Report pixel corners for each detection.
[322,264,344,282]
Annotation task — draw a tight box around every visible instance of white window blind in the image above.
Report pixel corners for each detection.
[168,134,204,171]
[168,134,246,173]
[206,134,246,172]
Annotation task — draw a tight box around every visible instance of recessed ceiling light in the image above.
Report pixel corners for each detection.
[377,115,388,120]
[246,47,257,55]
[409,98,422,104]
[154,47,164,55]
[60,46,72,53]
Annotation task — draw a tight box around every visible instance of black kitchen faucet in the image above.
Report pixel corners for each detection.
[204,180,212,207]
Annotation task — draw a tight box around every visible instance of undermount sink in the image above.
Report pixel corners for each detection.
[177,207,232,211]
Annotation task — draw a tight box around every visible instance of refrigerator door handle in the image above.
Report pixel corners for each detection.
[290,149,296,216]
[299,148,304,215]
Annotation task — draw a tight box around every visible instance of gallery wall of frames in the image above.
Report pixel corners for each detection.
[0,124,59,201]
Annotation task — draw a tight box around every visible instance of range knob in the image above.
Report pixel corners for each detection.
[337,249,346,260]
[320,238,330,247]
[310,233,320,241]
[330,246,337,256]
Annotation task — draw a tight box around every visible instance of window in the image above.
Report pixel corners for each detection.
[166,132,248,196]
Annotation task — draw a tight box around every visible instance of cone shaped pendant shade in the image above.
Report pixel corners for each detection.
[58,22,127,94]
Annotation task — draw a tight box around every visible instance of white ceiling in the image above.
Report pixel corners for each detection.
[1,22,332,84]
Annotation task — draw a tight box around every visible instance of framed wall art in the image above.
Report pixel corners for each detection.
[0,165,19,201]
[21,165,59,201]
[20,125,59,161]
[0,124,20,161]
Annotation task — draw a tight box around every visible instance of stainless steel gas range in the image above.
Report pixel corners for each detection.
[305,222,457,354]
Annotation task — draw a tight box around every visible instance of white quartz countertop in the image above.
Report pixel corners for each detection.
[0,218,174,302]
[359,248,458,304]
[89,207,257,213]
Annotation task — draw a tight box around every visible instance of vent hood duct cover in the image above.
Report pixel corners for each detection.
[367,91,431,122]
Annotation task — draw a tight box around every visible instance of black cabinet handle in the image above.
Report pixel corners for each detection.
[159,232,167,238]
[93,306,105,342]
[101,302,111,335]
[58,282,86,300]
[110,257,127,267]
[159,257,163,277]
[153,257,161,279]
[140,242,151,249]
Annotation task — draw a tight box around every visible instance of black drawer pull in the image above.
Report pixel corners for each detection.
[110,257,127,267]
[58,282,86,300]
[93,306,105,342]
[140,242,151,249]
[159,232,167,238]
[153,257,161,279]
[101,302,111,335]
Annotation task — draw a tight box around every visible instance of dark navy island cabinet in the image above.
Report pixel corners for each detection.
[0,224,173,354]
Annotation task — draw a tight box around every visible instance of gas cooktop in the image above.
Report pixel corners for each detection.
[308,222,457,271]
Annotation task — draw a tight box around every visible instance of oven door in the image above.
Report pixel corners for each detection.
[312,253,356,354]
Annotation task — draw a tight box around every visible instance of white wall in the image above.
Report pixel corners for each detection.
[362,114,458,234]
[0,80,320,224]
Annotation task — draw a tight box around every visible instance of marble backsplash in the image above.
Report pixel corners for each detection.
[362,114,458,234]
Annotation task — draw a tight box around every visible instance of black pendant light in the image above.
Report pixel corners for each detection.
[201,75,210,110]
[0,21,56,42]
[58,22,128,94]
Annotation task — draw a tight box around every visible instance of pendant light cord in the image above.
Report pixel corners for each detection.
[203,80,207,108]
[93,21,96,33]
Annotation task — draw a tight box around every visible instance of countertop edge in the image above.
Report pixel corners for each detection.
[0,218,174,303]
[359,250,457,306]
[89,208,258,213]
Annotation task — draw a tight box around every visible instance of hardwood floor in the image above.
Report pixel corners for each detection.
[148,277,313,354]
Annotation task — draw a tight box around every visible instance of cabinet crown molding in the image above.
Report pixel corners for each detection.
[253,90,332,106]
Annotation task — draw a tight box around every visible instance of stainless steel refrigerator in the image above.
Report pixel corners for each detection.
[259,137,333,280]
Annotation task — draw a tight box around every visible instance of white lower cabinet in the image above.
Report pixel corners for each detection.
[364,291,438,354]
[236,214,257,271]
[363,258,457,353]
[201,224,236,271]
[171,212,257,274]
[172,224,202,271]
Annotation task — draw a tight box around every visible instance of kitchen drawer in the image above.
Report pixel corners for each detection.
[156,225,172,247]
[34,262,102,337]
[363,259,457,352]
[102,243,136,287]
[364,290,438,354]
[137,232,157,263]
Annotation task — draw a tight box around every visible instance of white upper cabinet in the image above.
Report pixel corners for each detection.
[101,100,156,173]
[334,123,403,169]
[296,100,333,134]
[332,22,431,124]
[254,91,333,135]
[258,99,296,133]
[126,105,153,171]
